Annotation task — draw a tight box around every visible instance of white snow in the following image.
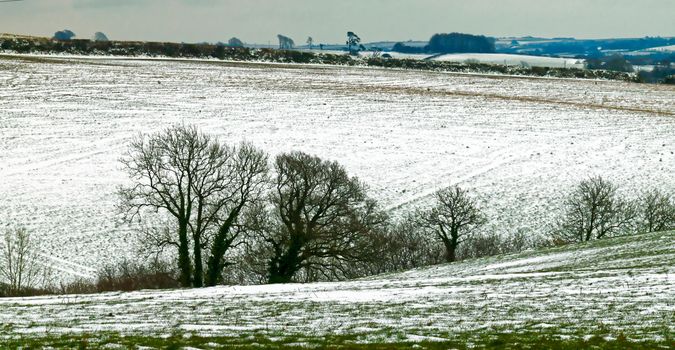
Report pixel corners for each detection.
[0,54,673,279]
[0,231,672,343]
[431,53,586,68]
[643,45,675,53]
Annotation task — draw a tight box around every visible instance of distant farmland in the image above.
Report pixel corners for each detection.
[0,54,673,279]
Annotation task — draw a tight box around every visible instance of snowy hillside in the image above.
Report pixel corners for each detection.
[643,45,675,53]
[0,231,672,347]
[0,54,674,279]
[431,53,586,69]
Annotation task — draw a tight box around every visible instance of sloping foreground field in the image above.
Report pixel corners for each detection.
[0,54,674,279]
[0,231,673,348]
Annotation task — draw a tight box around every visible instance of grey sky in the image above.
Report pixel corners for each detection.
[1,0,673,43]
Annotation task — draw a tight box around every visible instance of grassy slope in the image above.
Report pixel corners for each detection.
[0,231,673,349]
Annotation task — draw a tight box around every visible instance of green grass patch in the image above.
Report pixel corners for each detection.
[3,330,673,349]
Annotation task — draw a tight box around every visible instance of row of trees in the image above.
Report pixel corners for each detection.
[118,125,494,288]
[119,126,390,287]
[52,29,109,42]
[427,33,496,54]
[554,176,675,243]
[117,125,675,288]
[586,54,634,72]
[2,126,672,293]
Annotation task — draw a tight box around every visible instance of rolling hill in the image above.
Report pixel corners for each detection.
[0,230,672,348]
[0,55,673,281]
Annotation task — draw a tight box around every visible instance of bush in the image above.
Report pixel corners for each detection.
[362,216,444,275]
[96,259,179,292]
[459,231,538,260]
[55,278,98,295]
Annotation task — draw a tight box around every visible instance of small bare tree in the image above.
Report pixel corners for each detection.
[638,189,675,233]
[0,228,51,295]
[277,34,295,50]
[417,186,486,263]
[554,176,636,243]
[346,31,361,55]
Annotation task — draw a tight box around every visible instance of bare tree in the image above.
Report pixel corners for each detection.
[204,144,269,286]
[306,37,314,50]
[277,34,295,50]
[259,151,386,284]
[638,189,675,233]
[554,176,636,243]
[0,227,51,295]
[417,186,486,263]
[119,125,268,287]
[93,32,109,42]
[346,31,361,55]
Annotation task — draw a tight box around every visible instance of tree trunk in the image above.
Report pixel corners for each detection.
[442,236,458,263]
[267,235,304,284]
[192,234,203,288]
[177,219,192,287]
[205,229,235,286]
[205,209,241,286]
[268,269,294,284]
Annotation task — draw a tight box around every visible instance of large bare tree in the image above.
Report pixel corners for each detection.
[119,125,268,287]
[259,151,385,284]
[204,143,269,286]
[555,176,636,243]
[417,186,486,263]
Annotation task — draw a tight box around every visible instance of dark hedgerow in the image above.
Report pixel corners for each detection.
[0,36,639,82]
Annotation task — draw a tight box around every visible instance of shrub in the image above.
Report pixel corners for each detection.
[96,259,179,292]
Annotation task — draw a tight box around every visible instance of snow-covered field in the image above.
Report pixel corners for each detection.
[302,49,432,60]
[431,53,586,68]
[644,45,675,53]
[0,231,672,346]
[0,54,674,279]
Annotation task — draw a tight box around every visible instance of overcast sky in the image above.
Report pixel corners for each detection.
[1,0,674,43]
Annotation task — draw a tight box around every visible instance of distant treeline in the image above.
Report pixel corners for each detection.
[393,33,496,54]
[364,57,635,81]
[0,36,647,83]
[583,54,675,83]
